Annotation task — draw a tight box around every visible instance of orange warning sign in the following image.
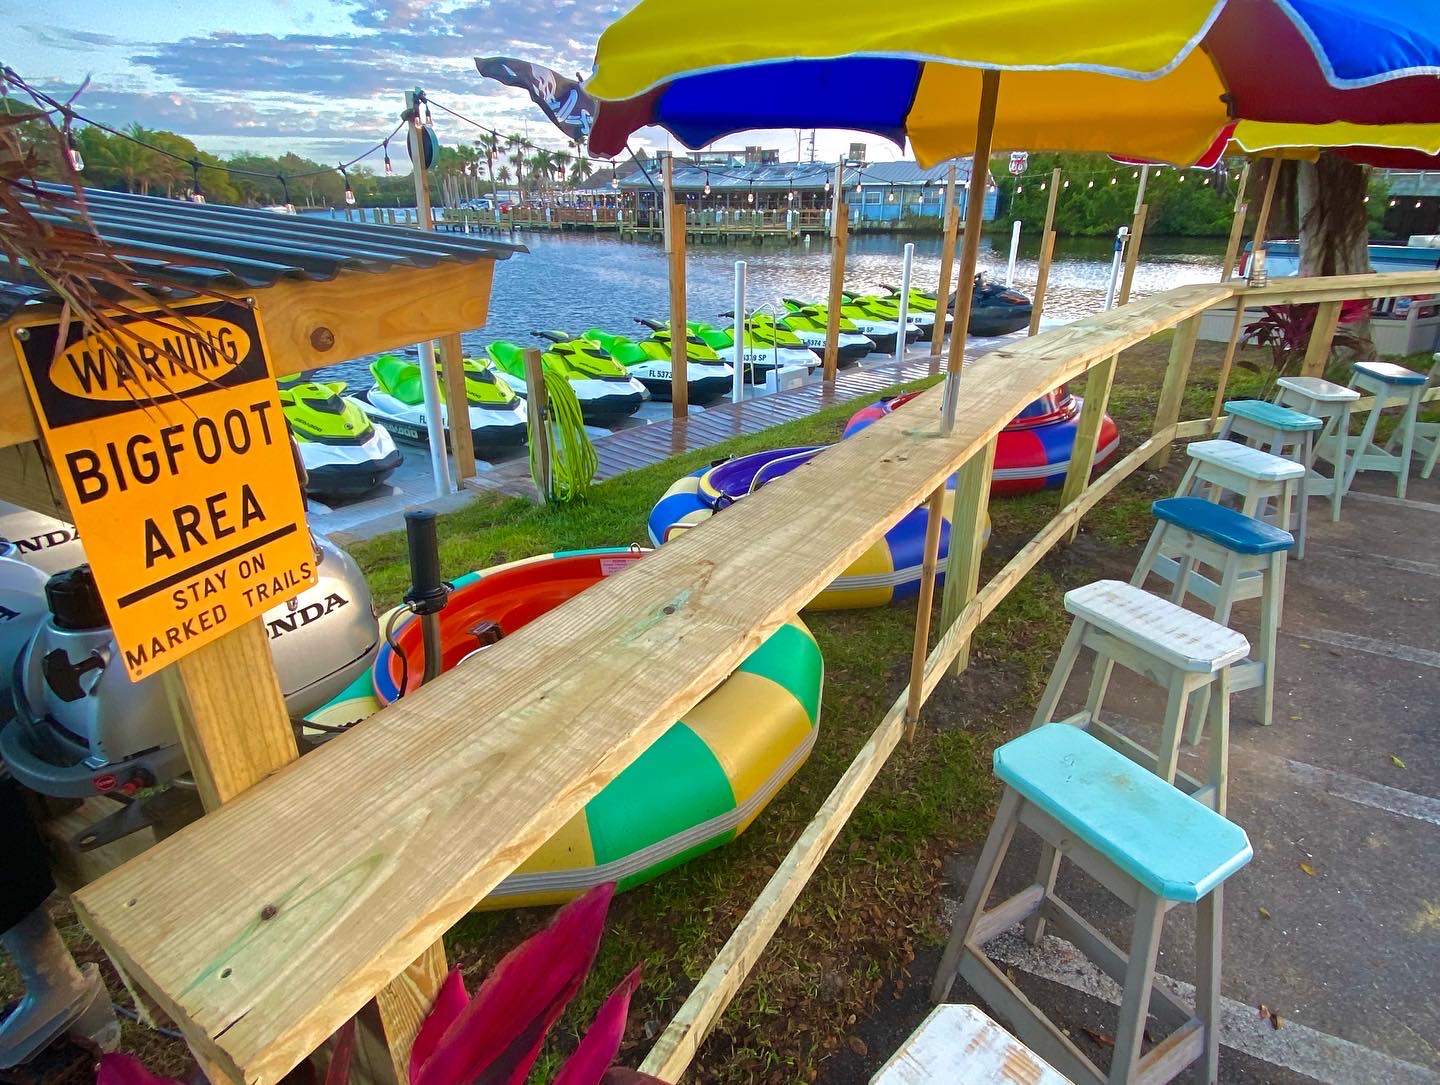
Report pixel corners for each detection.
[14,298,316,679]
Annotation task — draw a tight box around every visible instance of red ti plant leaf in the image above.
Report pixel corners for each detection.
[324,1017,358,1085]
[550,967,642,1085]
[96,1053,185,1085]
[411,882,617,1085]
[408,967,471,1083]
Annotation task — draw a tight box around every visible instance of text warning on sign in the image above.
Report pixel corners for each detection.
[15,299,316,680]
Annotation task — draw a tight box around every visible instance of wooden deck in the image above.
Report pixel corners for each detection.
[465,350,982,499]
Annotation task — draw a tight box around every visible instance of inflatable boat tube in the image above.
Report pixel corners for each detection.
[844,389,1120,496]
[649,449,987,610]
[307,548,823,910]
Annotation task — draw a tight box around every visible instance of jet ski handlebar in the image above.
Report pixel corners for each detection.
[531,329,569,344]
[635,317,667,332]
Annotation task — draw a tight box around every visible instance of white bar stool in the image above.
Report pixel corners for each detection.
[1343,361,1427,498]
[1273,375,1361,521]
[1031,579,1250,810]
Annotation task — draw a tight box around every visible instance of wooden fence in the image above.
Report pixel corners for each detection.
[62,270,1440,1084]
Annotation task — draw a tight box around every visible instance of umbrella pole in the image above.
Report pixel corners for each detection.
[905,69,1000,730]
[929,162,959,361]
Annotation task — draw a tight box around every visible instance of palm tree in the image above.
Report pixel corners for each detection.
[495,164,512,198]
[505,132,528,195]
[528,149,555,197]
[570,152,595,189]
[478,133,501,200]
[551,149,572,191]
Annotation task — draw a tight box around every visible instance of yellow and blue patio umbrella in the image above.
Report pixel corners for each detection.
[587,0,1440,166]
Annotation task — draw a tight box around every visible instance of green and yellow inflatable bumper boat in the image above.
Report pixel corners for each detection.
[307,547,823,909]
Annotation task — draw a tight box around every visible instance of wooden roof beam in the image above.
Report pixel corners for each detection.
[0,259,496,449]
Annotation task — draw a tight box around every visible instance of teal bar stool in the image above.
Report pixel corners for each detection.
[933,725,1253,1085]
[1343,361,1428,498]
[1273,376,1361,522]
[1219,400,1320,557]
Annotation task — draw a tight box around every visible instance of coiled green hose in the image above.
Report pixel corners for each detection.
[531,366,597,503]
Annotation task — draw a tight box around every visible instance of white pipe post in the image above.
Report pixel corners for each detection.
[1004,220,1021,287]
[894,242,915,360]
[1103,226,1129,311]
[405,90,452,495]
[732,260,747,403]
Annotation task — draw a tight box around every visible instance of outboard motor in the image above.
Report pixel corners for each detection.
[0,533,380,825]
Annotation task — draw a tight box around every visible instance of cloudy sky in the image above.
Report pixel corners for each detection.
[11,0,907,170]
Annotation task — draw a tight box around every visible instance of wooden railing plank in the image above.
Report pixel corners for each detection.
[73,281,1233,1085]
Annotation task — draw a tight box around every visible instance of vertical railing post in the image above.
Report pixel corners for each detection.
[1220,161,1252,282]
[1301,300,1342,377]
[823,159,849,383]
[664,155,689,417]
[1150,315,1203,468]
[938,438,998,681]
[1027,167,1062,336]
[524,347,552,499]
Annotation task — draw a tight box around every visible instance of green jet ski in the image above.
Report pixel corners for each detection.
[586,319,733,402]
[486,334,647,426]
[842,289,947,342]
[783,298,920,355]
[278,377,403,500]
[690,318,818,385]
[744,309,873,364]
[357,353,529,451]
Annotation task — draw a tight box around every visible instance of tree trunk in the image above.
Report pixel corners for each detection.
[1297,153,1372,277]
[1297,151,1373,359]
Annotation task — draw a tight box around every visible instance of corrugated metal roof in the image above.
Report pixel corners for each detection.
[855,161,978,186]
[3,184,525,318]
[1384,171,1440,197]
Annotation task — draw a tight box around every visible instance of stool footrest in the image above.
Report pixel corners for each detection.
[971,884,1045,947]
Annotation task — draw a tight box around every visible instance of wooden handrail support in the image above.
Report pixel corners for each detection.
[62,270,1439,1085]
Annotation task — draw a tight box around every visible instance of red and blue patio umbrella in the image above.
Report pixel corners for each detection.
[587,0,1440,166]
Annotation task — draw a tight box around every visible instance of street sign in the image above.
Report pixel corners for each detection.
[1008,152,1029,176]
[14,298,315,680]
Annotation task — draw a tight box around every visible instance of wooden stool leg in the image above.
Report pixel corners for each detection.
[1031,620,1086,729]
[933,789,1023,1003]
[1189,559,1239,745]
[1132,522,1167,592]
[1257,552,1287,727]
[1109,895,1166,1085]
[1331,403,1351,520]
[1155,672,1191,785]
[1201,668,1230,814]
[1193,887,1223,1085]
[1296,430,1311,559]
[1397,389,1421,499]
[1345,397,1382,491]
[1022,842,1060,946]
[1084,653,1117,727]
